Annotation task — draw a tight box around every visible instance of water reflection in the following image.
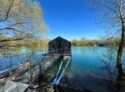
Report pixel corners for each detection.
[41,46,125,92]
[0,46,125,92]
[0,47,45,72]
[60,46,125,92]
[43,57,72,83]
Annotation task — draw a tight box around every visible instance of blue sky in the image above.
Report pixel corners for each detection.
[40,0,105,40]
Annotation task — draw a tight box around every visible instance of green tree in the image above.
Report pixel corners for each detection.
[72,39,80,46]
[0,0,46,39]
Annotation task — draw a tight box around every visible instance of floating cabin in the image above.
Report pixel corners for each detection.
[48,36,71,56]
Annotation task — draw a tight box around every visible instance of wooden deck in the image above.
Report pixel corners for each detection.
[0,53,71,92]
[12,54,62,85]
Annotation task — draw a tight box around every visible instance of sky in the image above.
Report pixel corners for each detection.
[40,0,105,40]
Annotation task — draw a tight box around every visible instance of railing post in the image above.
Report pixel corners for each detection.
[10,54,13,80]
[29,60,32,86]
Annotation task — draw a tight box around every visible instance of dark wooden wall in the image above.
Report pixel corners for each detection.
[48,37,71,55]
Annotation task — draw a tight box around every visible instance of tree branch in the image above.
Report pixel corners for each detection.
[102,3,120,18]
[5,0,14,20]
[0,0,14,22]
[0,21,25,32]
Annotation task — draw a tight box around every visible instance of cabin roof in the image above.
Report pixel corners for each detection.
[49,36,71,43]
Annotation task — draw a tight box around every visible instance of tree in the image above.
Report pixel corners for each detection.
[0,0,46,39]
[89,0,125,80]
[71,39,80,46]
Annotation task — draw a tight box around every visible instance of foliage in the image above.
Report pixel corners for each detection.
[71,37,121,46]
[71,38,99,46]
[0,0,46,39]
[1,39,49,47]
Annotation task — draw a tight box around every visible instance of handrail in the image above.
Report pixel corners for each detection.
[53,59,64,83]
[0,48,71,80]
[53,56,71,85]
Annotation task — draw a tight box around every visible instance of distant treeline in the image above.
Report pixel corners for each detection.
[71,38,121,46]
[0,36,49,48]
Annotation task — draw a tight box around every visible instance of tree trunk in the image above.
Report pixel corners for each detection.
[116,21,125,79]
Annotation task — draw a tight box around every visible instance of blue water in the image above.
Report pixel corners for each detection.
[60,46,125,92]
[0,47,44,72]
[0,46,125,92]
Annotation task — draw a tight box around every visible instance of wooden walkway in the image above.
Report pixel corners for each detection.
[0,54,72,92]
[12,54,62,85]
[0,54,71,88]
[0,49,71,92]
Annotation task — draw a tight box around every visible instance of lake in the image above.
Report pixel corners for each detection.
[0,47,47,73]
[44,46,125,92]
[0,46,125,92]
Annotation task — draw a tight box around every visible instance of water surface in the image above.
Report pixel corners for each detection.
[0,46,125,92]
[46,46,125,92]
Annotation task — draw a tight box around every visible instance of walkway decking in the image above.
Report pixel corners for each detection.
[13,54,62,84]
[0,55,72,92]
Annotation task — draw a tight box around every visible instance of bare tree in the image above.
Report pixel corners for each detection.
[0,0,46,39]
[89,0,125,80]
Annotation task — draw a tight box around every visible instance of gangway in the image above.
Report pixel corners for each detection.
[52,56,71,85]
